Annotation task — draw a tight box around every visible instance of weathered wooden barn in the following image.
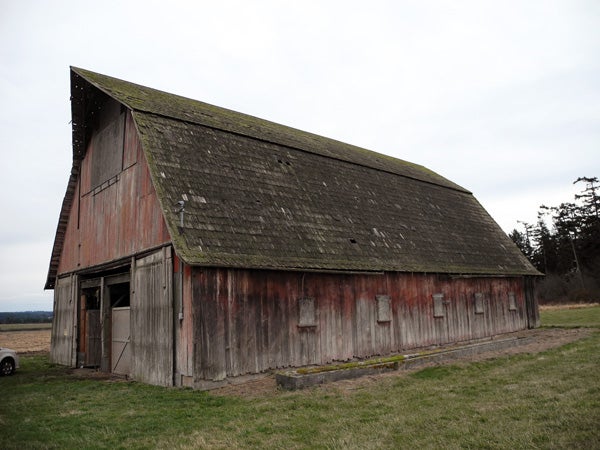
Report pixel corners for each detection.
[46,67,540,388]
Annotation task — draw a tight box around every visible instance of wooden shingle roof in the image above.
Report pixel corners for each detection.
[46,67,540,288]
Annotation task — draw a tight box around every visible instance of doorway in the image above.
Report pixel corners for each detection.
[80,287,101,367]
[78,272,131,373]
[110,282,130,375]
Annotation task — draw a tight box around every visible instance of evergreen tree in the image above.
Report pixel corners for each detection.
[509,176,600,302]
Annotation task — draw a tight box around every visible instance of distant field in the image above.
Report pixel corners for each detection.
[0,324,51,353]
[0,323,52,332]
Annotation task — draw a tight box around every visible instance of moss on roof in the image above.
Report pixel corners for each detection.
[71,67,469,193]
[46,67,541,289]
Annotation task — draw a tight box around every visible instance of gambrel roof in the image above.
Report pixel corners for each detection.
[46,67,539,288]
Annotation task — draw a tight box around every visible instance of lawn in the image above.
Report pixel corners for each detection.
[540,303,600,328]
[1,306,599,449]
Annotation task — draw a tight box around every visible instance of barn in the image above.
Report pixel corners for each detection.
[46,67,540,388]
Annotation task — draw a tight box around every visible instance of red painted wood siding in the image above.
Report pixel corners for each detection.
[57,108,170,274]
[192,268,530,381]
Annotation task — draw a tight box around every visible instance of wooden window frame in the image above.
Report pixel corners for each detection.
[433,293,445,318]
[298,297,317,327]
[508,292,518,311]
[474,292,485,314]
[376,295,392,323]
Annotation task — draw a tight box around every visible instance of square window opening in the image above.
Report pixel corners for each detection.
[474,292,485,314]
[433,293,445,318]
[376,295,391,323]
[298,297,317,327]
[508,292,518,311]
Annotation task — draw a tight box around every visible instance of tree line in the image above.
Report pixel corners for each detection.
[0,311,53,324]
[509,176,600,303]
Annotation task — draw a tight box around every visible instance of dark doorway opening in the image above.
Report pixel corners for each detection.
[79,287,101,367]
[77,272,131,371]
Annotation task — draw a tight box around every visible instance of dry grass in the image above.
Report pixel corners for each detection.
[0,329,51,353]
[540,302,600,310]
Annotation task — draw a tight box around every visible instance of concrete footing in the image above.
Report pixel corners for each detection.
[276,334,536,390]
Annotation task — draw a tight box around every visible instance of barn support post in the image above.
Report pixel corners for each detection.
[100,277,111,372]
[69,274,78,367]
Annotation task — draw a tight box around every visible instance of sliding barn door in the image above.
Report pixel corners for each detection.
[131,248,173,386]
[50,274,77,366]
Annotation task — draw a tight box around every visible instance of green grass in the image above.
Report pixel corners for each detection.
[1,307,599,449]
[540,304,600,328]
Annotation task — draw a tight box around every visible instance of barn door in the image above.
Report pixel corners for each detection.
[50,274,77,366]
[79,287,101,367]
[85,309,101,366]
[131,247,173,386]
[111,307,131,374]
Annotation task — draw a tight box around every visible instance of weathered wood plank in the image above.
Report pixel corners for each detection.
[131,248,173,386]
[50,275,76,366]
[57,107,170,275]
[191,268,533,383]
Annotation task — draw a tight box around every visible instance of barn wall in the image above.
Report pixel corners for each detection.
[192,268,530,382]
[57,105,170,275]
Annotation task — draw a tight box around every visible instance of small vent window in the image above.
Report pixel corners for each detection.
[376,295,391,323]
[298,297,317,327]
[433,293,445,318]
[508,292,518,311]
[474,293,485,314]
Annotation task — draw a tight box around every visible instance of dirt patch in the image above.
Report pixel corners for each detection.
[68,367,128,382]
[0,329,51,353]
[210,328,593,398]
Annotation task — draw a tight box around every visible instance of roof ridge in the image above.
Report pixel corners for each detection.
[70,67,469,194]
[136,109,471,195]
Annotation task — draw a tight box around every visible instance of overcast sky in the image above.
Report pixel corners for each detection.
[0,1,598,312]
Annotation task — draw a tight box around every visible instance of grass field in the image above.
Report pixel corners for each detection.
[540,304,600,328]
[0,322,52,332]
[1,306,598,449]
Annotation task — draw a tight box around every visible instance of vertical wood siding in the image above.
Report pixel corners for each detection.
[175,263,194,380]
[192,268,530,382]
[131,248,173,386]
[57,106,170,275]
[50,275,77,366]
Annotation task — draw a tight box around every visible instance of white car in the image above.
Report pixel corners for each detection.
[0,347,19,376]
